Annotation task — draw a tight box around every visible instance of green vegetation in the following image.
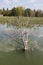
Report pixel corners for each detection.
[0,6,43,17]
[0,16,43,27]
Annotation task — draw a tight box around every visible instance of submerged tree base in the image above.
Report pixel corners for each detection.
[22,47,28,51]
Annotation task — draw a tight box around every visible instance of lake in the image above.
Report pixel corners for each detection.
[0,23,43,65]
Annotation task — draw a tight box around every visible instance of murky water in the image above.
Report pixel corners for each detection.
[0,23,43,65]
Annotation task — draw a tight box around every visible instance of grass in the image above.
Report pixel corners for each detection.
[0,16,43,27]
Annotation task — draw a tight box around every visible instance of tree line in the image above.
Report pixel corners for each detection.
[0,6,43,17]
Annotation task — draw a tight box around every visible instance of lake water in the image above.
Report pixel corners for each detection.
[0,23,43,65]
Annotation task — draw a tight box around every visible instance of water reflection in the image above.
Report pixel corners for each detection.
[0,23,43,52]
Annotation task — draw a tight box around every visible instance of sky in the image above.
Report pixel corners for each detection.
[0,0,43,10]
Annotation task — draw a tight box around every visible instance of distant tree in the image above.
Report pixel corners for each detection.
[1,6,43,17]
[0,9,3,14]
[3,8,5,12]
[2,8,6,16]
[7,8,9,11]
[42,13,43,17]
[34,9,36,17]
[24,8,30,16]
[5,10,12,16]
[15,7,24,16]
[11,7,16,16]
[2,8,12,16]
[24,8,35,17]
[35,10,42,17]
[6,8,12,16]
[29,10,35,17]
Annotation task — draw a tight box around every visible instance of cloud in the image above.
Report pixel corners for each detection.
[29,0,37,3]
[13,0,19,2]
[0,0,11,9]
[34,3,43,10]
[3,0,10,5]
[0,0,43,10]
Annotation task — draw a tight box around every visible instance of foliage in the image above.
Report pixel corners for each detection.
[35,10,42,17]
[0,6,43,17]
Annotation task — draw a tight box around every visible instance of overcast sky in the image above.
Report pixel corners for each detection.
[0,0,43,10]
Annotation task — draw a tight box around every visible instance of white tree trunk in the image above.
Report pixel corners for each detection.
[23,41,28,50]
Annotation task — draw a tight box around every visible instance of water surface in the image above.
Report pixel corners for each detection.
[0,23,43,65]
